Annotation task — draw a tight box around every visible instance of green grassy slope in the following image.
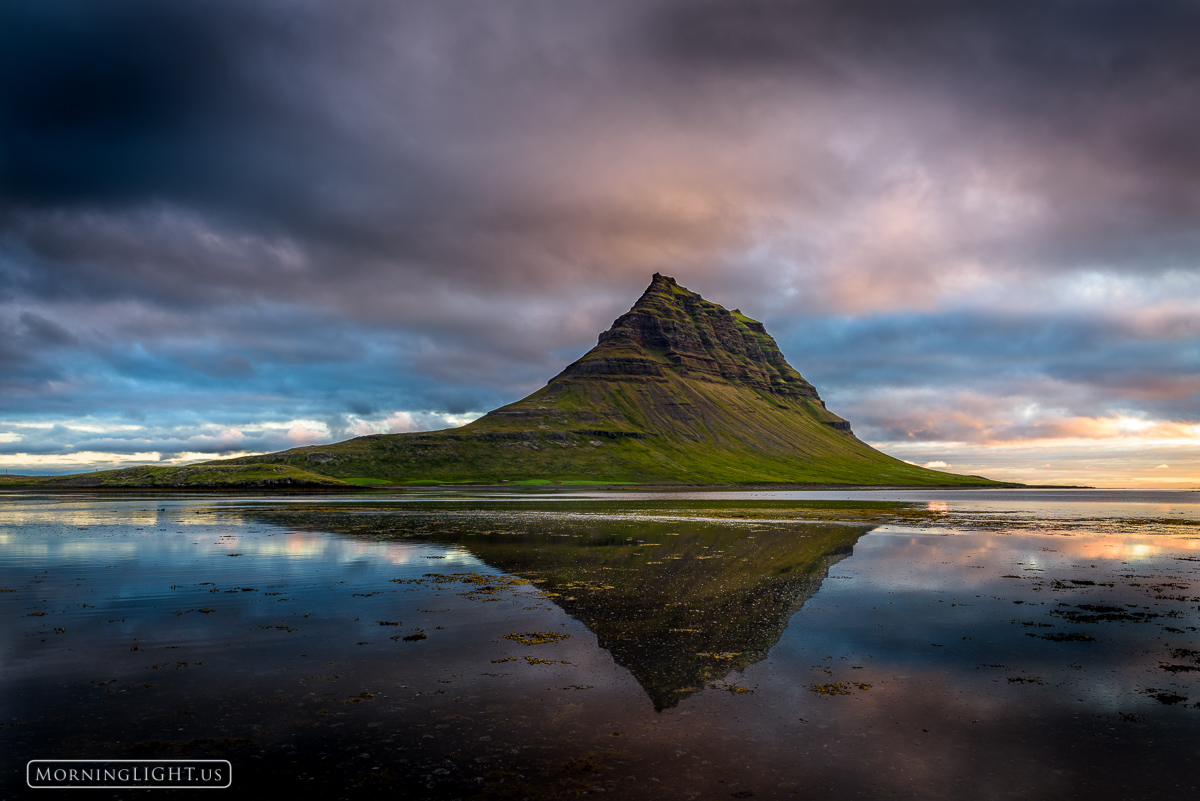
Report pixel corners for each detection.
[6,464,351,489]
[224,372,996,486]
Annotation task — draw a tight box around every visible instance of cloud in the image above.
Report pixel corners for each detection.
[0,1,1197,483]
[286,423,327,447]
[875,437,1200,489]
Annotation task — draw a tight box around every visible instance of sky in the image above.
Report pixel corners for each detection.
[1,0,1198,488]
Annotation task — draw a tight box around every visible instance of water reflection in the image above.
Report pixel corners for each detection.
[2,493,1199,800]
[309,514,874,710]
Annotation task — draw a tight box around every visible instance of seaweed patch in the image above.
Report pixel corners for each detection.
[504,631,572,646]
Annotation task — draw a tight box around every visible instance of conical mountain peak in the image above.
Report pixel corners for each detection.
[560,275,819,400]
[218,274,1003,487]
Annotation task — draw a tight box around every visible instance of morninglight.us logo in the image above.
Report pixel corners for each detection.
[27,760,231,789]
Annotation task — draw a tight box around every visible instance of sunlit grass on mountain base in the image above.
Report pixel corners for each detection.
[218,372,1005,487]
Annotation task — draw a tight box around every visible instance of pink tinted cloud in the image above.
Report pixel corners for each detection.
[286,423,327,447]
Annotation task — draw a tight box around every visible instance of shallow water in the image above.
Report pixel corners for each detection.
[2,489,1198,799]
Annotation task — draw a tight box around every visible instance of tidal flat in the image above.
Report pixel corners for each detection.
[2,488,1199,799]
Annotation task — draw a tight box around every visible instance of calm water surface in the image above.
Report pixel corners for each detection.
[2,489,1198,799]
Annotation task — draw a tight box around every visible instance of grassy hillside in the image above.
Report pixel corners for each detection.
[5,463,351,489]
[224,372,999,486]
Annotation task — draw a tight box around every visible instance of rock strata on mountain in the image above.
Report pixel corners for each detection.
[563,274,820,398]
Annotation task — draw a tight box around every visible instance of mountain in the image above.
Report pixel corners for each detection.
[213,274,1000,486]
[22,275,1003,488]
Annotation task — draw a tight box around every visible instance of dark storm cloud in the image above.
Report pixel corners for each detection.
[0,1,366,242]
[0,308,78,390]
[0,0,803,329]
[0,1,442,240]
[1,1,1197,475]
[6,0,1200,290]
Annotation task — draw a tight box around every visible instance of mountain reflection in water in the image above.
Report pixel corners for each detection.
[267,510,871,710]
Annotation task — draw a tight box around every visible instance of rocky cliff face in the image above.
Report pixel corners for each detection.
[560,274,821,400]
